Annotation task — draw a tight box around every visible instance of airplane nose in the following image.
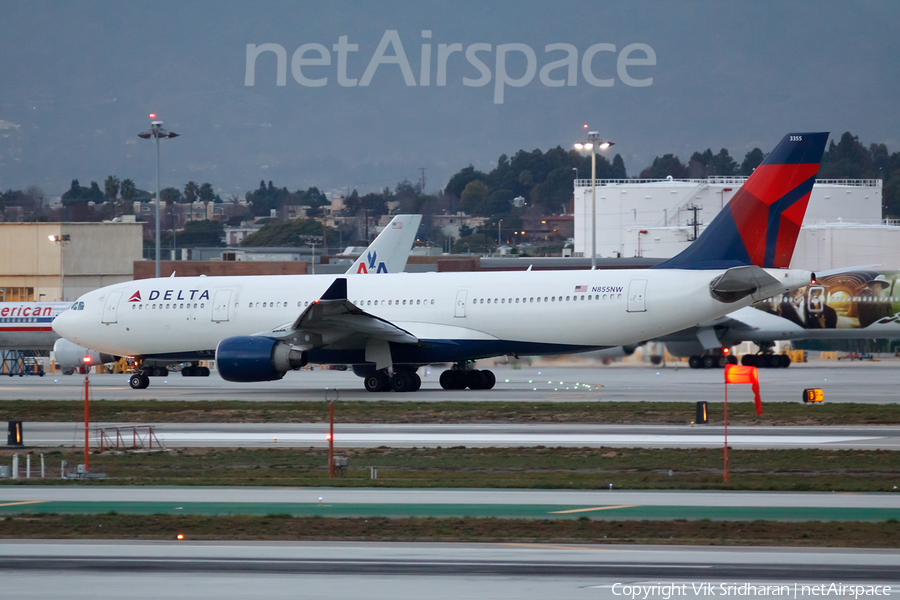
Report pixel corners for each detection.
[52,308,77,340]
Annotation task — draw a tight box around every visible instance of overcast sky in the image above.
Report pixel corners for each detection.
[1,1,898,199]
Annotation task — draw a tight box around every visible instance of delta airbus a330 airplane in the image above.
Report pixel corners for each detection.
[53,132,829,393]
[0,214,420,374]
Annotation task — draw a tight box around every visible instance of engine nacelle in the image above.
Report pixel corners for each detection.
[215,336,307,383]
[53,338,115,370]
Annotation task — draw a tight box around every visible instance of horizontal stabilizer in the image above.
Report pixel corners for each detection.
[709,266,780,303]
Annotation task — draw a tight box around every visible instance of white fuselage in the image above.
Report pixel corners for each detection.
[53,269,811,363]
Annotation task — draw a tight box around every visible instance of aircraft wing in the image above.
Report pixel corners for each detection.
[267,278,419,351]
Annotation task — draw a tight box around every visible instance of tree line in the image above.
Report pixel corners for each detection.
[3,130,898,231]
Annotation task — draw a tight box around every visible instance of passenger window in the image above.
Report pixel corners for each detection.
[617,294,622,300]
[417,299,421,305]
[565,296,570,301]
[431,300,434,305]
[388,300,392,305]
[501,298,505,304]
[200,303,205,308]
[515,298,519,303]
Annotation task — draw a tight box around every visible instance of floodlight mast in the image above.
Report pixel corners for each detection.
[138,115,179,278]
[574,131,614,270]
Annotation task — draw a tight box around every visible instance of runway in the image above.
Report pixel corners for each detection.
[3,361,900,403]
[0,541,897,599]
[1,487,897,521]
[18,421,900,449]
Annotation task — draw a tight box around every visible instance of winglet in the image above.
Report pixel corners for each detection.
[319,278,348,301]
[652,132,829,270]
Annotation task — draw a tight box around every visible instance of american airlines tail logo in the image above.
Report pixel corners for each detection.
[356,250,388,274]
[128,291,142,302]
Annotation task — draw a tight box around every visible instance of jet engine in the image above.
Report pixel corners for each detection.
[53,338,116,373]
[215,336,307,382]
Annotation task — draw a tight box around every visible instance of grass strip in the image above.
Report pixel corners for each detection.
[3,399,900,425]
[4,446,900,492]
[1,513,897,547]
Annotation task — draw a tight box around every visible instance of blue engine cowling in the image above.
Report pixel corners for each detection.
[216,336,307,383]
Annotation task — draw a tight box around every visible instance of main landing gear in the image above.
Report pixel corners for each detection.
[181,362,211,377]
[740,353,791,368]
[364,367,422,393]
[687,348,738,369]
[439,365,496,390]
[739,342,792,368]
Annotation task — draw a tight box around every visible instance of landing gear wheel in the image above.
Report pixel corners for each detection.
[726,355,738,365]
[364,371,391,392]
[702,355,716,369]
[716,356,728,368]
[200,366,210,376]
[182,366,195,377]
[129,373,149,389]
[482,370,496,389]
[688,356,701,369]
[440,370,467,390]
[466,369,487,390]
[408,372,421,391]
[390,371,415,392]
[741,354,758,367]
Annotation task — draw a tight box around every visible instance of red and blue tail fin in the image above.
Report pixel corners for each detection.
[652,132,829,270]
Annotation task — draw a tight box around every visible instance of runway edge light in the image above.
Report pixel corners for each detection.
[802,388,824,403]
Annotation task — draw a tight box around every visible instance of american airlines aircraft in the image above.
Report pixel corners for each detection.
[53,132,829,392]
[0,302,70,350]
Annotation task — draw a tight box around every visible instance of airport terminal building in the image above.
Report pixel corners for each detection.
[0,222,143,303]
[573,177,890,271]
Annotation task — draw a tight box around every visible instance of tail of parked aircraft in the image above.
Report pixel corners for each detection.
[652,132,829,270]
[347,214,422,275]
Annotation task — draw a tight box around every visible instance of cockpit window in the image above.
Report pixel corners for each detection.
[70,302,85,311]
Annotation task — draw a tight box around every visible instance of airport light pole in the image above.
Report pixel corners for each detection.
[48,234,71,301]
[574,131,614,270]
[138,114,179,279]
